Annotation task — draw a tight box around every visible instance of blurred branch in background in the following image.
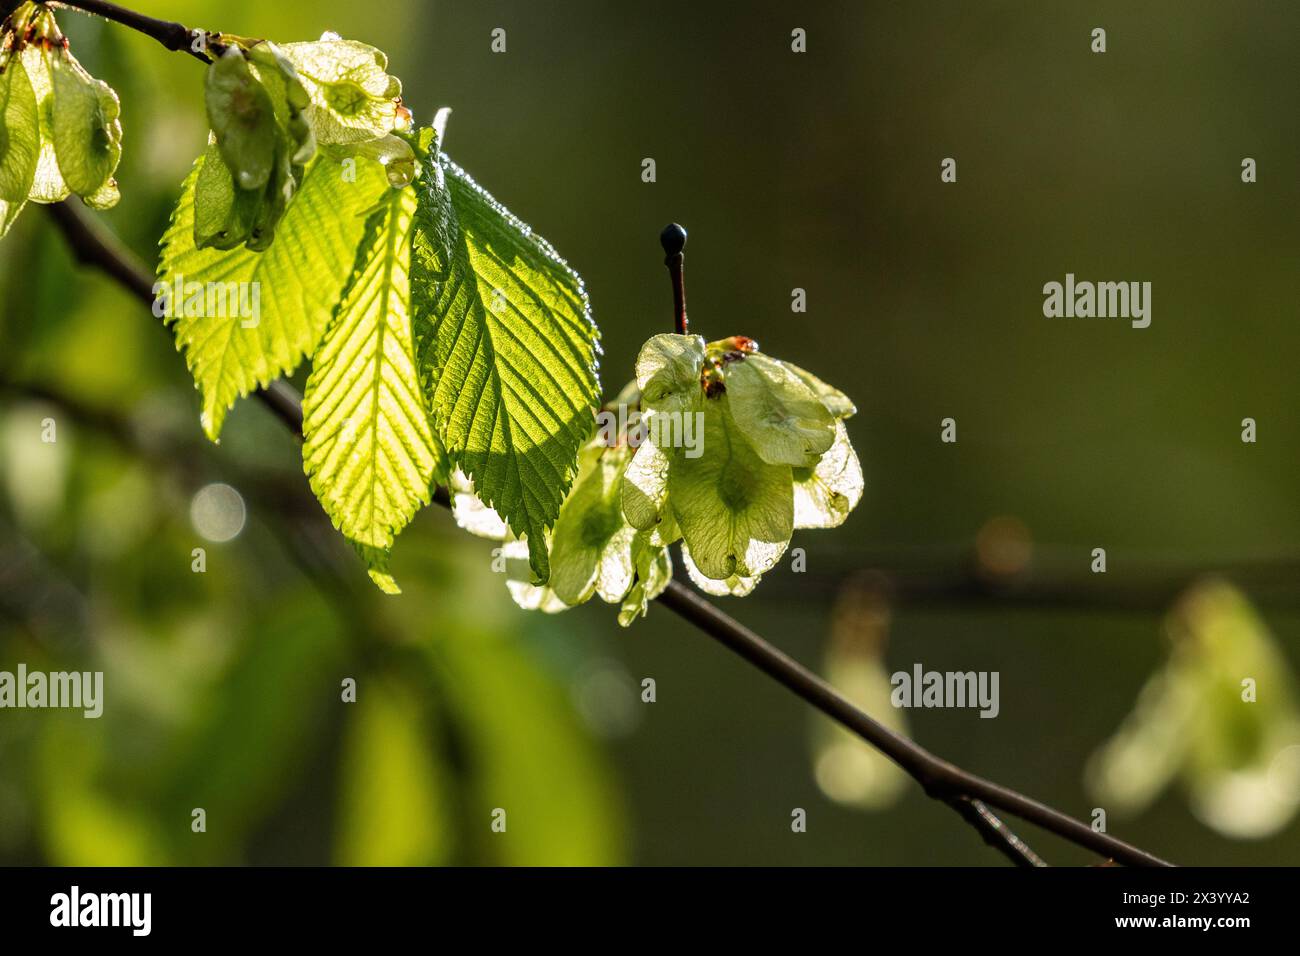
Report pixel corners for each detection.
[763,513,1300,612]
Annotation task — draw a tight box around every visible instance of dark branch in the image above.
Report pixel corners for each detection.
[46,0,220,62]
[655,580,1171,866]
[945,796,1047,868]
[660,223,688,335]
[41,198,1173,867]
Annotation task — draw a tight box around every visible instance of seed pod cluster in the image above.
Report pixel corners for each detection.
[195,34,410,251]
[0,2,123,235]
[453,331,862,623]
[198,43,315,251]
[625,332,862,596]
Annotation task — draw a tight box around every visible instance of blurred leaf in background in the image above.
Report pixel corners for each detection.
[1087,579,1300,839]
[811,574,908,811]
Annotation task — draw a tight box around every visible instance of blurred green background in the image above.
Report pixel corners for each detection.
[1,0,1298,865]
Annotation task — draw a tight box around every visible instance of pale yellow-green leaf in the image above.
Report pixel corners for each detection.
[335,678,450,865]
[668,398,793,580]
[725,354,836,467]
[793,419,863,529]
[355,542,401,594]
[617,536,673,626]
[784,359,856,419]
[49,51,121,202]
[280,38,402,145]
[547,444,636,606]
[636,332,706,422]
[19,45,68,203]
[0,56,39,206]
[622,433,674,531]
[302,184,447,551]
[158,149,388,439]
[680,541,760,597]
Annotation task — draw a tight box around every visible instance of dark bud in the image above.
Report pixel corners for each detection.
[660,222,687,259]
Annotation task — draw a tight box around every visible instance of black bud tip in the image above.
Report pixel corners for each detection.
[660,223,687,257]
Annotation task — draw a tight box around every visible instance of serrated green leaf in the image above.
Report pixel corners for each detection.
[449,469,511,540]
[355,542,402,594]
[280,38,402,145]
[0,55,39,207]
[302,184,447,553]
[501,539,568,613]
[158,149,388,439]
[792,419,863,529]
[668,398,793,580]
[725,354,836,467]
[49,51,121,201]
[411,150,600,582]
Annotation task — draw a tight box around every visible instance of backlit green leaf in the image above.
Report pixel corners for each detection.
[621,433,674,532]
[158,148,388,439]
[302,183,448,554]
[681,541,760,597]
[19,44,67,203]
[411,148,600,582]
[0,56,39,208]
[547,443,635,606]
[635,332,706,421]
[280,37,403,145]
[618,531,674,626]
[725,354,836,467]
[792,420,863,529]
[785,359,856,419]
[668,398,793,580]
[49,51,121,204]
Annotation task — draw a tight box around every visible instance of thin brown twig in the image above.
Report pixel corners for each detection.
[947,797,1048,868]
[43,0,220,62]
